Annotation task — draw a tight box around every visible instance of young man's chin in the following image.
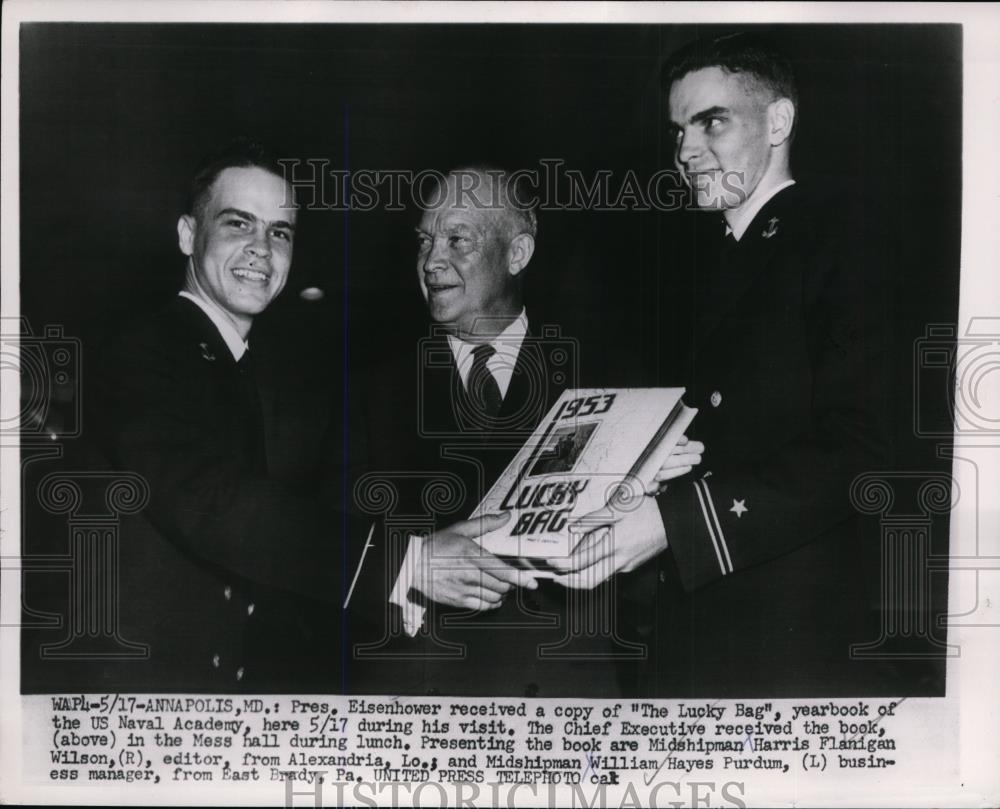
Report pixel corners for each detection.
[688,176,751,211]
[691,190,727,210]
[230,289,277,315]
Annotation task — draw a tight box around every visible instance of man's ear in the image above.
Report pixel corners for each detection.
[767,98,795,147]
[177,214,196,257]
[507,233,535,277]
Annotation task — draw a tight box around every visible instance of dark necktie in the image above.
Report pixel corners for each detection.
[468,343,503,420]
[719,219,740,270]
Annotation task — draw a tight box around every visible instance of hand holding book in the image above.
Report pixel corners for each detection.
[411,512,539,611]
[645,436,705,495]
[544,437,704,588]
[546,495,669,589]
[470,388,698,565]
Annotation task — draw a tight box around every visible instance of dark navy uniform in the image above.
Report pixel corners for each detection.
[90,296,354,692]
[628,183,893,696]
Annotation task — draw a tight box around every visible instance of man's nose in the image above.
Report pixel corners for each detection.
[245,228,271,257]
[676,127,703,167]
[422,237,448,273]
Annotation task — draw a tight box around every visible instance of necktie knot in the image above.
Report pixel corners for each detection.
[472,343,496,365]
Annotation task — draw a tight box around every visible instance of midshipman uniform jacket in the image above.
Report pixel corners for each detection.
[632,183,893,696]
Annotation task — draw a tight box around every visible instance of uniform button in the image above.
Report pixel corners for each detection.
[659,571,666,584]
[212,654,220,668]
[236,667,245,682]
[223,586,232,601]
[246,603,255,616]
[710,391,723,408]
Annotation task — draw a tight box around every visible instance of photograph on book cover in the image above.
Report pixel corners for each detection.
[1,2,997,807]
[530,423,599,478]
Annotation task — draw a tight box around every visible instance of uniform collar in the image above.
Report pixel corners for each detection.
[724,179,796,241]
[447,308,528,400]
[178,291,249,361]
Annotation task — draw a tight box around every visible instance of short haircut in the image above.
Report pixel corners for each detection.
[186,136,288,219]
[442,165,539,241]
[661,32,798,112]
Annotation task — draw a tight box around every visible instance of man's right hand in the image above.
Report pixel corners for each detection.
[412,513,538,611]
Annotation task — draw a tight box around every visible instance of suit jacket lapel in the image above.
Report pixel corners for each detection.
[424,333,466,436]
[249,334,277,462]
[498,337,533,422]
[173,296,236,369]
[173,296,269,469]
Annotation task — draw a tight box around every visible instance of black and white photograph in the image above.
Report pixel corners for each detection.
[1,2,998,807]
[529,424,598,477]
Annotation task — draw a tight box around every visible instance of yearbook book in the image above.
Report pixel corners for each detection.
[470,388,696,565]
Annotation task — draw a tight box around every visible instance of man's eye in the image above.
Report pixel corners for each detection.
[416,235,430,250]
[705,117,723,131]
[270,229,291,241]
[227,219,250,230]
[448,235,470,248]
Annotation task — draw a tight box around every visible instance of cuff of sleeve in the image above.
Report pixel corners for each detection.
[648,495,668,549]
[659,475,733,591]
[389,535,427,637]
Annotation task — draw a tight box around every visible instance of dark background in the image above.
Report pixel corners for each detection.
[19,23,960,691]
[20,24,961,398]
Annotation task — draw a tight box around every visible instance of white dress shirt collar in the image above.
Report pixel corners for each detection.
[178,291,249,361]
[725,179,797,242]
[447,309,528,400]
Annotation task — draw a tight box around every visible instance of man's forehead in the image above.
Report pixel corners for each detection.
[668,66,756,121]
[419,197,494,230]
[207,166,297,220]
[442,172,500,202]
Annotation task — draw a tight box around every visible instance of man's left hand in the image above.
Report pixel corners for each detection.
[646,436,704,495]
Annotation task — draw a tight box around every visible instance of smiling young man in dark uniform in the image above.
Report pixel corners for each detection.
[88,139,353,690]
[555,34,891,696]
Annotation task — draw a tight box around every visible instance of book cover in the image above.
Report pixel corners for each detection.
[470,388,697,562]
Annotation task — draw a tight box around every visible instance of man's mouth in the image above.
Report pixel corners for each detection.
[684,168,725,195]
[426,283,460,295]
[232,267,270,284]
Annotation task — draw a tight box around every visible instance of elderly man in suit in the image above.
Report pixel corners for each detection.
[353,166,561,696]
[352,166,702,696]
